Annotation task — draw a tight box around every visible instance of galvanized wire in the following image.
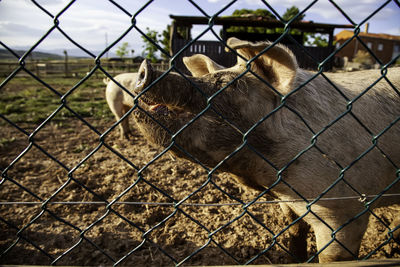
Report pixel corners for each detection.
[0,0,399,266]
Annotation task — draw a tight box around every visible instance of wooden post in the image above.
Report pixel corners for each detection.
[35,60,40,78]
[63,50,69,78]
[221,25,227,41]
[170,20,177,57]
[327,29,335,70]
[328,29,334,51]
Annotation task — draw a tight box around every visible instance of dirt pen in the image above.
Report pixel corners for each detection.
[1,1,399,266]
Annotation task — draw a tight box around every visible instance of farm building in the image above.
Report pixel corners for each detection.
[169,15,353,71]
[335,24,400,64]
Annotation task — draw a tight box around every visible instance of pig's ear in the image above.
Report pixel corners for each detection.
[227,37,298,95]
[183,54,225,77]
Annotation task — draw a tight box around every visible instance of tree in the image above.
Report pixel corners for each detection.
[115,42,130,58]
[226,8,275,34]
[281,6,323,45]
[141,28,161,63]
[225,7,306,35]
[161,24,193,60]
[278,6,306,37]
[161,25,171,60]
[306,33,330,47]
[232,8,275,18]
[282,6,305,22]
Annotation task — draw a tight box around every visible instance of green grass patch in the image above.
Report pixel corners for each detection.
[0,76,113,126]
[0,137,16,148]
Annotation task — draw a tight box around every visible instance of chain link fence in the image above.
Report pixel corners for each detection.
[1,0,399,266]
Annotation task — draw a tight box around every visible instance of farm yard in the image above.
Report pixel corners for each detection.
[1,0,400,265]
[0,75,399,265]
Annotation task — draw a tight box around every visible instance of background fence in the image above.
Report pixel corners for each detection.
[0,61,169,78]
[1,0,399,266]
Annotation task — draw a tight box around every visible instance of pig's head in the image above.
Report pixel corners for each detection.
[132,38,298,174]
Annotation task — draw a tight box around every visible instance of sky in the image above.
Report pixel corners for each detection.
[1,0,399,57]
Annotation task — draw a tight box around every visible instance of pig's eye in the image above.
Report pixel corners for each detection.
[139,71,145,82]
[136,70,146,88]
[215,77,228,87]
[216,78,232,90]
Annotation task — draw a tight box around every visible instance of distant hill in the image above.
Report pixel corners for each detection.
[0,49,63,60]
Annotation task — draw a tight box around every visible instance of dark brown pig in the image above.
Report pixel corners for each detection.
[132,37,400,263]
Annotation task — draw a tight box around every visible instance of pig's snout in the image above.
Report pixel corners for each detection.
[133,59,206,113]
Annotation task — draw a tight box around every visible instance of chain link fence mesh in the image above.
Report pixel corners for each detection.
[1,0,399,266]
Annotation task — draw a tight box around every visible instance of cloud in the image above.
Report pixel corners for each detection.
[385,27,400,36]
[306,0,397,21]
[0,21,51,48]
[1,0,398,56]
[207,0,232,3]
[0,21,44,36]
[239,0,400,23]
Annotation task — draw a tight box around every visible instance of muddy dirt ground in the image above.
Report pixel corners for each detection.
[0,81,399,266]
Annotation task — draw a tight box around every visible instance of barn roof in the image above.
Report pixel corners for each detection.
[170,15,354,33]
[336,30,400,41]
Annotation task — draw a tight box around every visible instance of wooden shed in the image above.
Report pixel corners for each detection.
[169,15,353,71]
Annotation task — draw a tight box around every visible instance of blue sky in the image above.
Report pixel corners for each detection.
[1,0,399,57]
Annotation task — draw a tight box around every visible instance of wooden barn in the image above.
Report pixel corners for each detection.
[169,15,353,71]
